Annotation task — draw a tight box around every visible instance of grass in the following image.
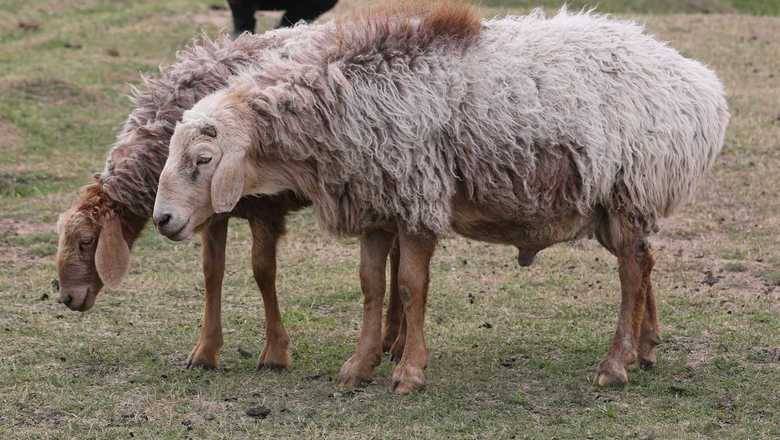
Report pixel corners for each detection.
[1,0,779,438]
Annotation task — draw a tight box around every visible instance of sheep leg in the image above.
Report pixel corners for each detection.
[249,219,291,370]
[638,250,660,369]
[338,229,395,387]
[391,231,436,394]
[389,315,407,363]
[596,238,652,386]
[227,0,256,35]
[385,236,409,363]
[382,238,404,354]
[187,217,229,369]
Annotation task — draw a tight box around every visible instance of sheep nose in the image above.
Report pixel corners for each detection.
[154,212,172,228]
[59,293,73,305]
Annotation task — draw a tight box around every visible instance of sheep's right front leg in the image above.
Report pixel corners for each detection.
[187,217,229,369]
[338,230,395,387]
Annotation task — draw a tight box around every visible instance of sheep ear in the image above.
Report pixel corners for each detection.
[95,215,130,289]
[211,149,245,213]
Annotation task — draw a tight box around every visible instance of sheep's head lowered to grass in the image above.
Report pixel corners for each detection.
[55,183,133,311]
[153,92,256,241]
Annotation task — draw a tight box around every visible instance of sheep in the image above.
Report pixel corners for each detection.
[54,26,409,372]
[153,3,729,394]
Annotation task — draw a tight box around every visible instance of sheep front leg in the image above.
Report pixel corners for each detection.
[382,239,404,354]
[249,219,291,370]
[338,230,395,387]
[187,217,229,369]
[391,231,436,394]
[596,239,653,386]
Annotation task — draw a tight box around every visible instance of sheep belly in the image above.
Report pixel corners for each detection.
[450,191,594,263]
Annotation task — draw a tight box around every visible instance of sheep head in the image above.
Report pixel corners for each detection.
[55,185,131,312]
[153,91,251,241]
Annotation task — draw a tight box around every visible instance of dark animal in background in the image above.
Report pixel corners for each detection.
[227,0,337,34]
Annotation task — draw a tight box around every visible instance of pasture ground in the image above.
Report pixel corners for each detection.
[0,0,778,438]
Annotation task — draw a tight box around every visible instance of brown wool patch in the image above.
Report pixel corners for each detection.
[337,1,481,47]
[75,182,115,222]
[420,1,481,40]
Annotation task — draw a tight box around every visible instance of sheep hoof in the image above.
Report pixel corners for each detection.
[337,355,374,388]
[337,374,368,388]
[390,363,425,394]
[256,345,291,370]
[595,359,628,387]
[186,346,219,370]
[256,360,288,371]
[638,333,660,370]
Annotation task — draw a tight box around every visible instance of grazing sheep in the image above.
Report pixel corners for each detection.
[56,27,359,370]
[154,4,729,394]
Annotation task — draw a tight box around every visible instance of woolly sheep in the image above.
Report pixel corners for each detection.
[154,4,729,394]
[55,27,409,372]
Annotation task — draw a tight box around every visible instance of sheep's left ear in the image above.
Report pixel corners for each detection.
[95,215,130,289]
[211,149,246,213]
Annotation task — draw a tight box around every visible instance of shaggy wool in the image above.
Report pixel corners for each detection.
[100,24,329,218]
[186,7,729,236]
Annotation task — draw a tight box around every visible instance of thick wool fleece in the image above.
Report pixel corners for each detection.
[192,8,729,235]
[100,24,329,217]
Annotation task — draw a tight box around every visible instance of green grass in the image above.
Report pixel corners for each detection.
[1,1,779,438]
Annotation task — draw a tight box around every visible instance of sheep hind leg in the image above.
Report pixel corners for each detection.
[638,253,660,369]
[249,219,291,370]
[596,226,653,386]
[187,217,229,369]
[382,238,404,354]
[389,317,407,363]
[338,230,395,387]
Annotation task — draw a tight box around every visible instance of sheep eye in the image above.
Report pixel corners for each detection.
[196,155,212,166]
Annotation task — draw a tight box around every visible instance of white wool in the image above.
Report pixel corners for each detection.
[195,9,730,235]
